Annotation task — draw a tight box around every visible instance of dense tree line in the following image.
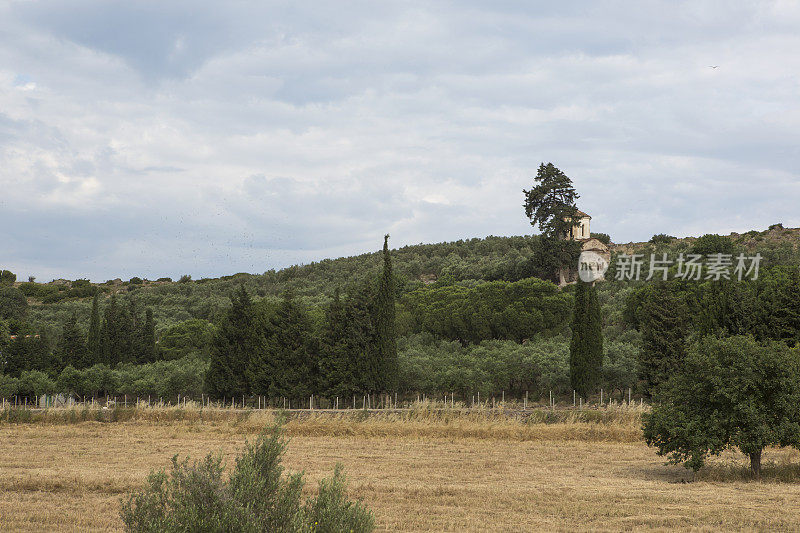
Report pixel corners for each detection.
[205,238,399,401]
[0,292,158,380]
[4,224,800,404]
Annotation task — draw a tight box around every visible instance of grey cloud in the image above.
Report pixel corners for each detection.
[1,1,799,281]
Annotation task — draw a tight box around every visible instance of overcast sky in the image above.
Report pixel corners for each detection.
[2,1,799,282]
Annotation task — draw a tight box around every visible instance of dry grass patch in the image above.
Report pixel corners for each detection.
[1,408,799,531]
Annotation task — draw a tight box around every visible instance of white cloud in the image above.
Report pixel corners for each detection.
[0,1,799,281]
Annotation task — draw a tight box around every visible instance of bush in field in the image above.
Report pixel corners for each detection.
[120,422,374,533]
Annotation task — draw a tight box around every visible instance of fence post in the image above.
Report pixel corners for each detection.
[573,390,576,407]
[600,389,603,406]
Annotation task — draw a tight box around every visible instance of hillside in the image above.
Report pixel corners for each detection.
[11,224,800,336]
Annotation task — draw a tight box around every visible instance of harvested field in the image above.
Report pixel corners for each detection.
[1,406,799,531]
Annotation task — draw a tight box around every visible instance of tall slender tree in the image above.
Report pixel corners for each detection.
[638,283,688,396]
[374,234,398,393]
[569,281,603,399]
[87,293,102,365]
[101,295,119,365]
[140,308,157,363]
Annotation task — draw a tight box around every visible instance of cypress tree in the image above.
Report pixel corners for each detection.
[56,312,87,369]
[101,295,119,365]
[205,285,256,399]
[141,308,157,363]
[638,283,688,396]
[319,286,374,398]
[569,280,603,399]
[250,291,316,401]
[87,293,102,365]
[374,234,398,393]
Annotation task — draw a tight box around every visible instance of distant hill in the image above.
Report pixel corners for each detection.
[16,224,800,335]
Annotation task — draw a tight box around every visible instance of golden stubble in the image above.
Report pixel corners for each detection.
[1,409,799,532]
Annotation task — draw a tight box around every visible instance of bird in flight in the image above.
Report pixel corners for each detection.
[708,65,719,69]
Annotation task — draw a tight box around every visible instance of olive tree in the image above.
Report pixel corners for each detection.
[643,335,800,478]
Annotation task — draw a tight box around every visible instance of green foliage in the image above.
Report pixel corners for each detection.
[649,234,675,245]
[141,309,157,363]
[690,234,736,255]
[643,336,800,478]
[569,281,603,398]
[249,292,318,400]
[401,277,571,344]
[205,286,257,399]
[0,286,28,321]
[397,333,572,398]
[55,312,87,370]
[602,337,639,396]
[87,294,102,366]
[2,333,53,378]
[0,270,17,285]
[590,232,611,245]
[635,283,689,396]
[17,370,55,398]
[523,162,581,239]
[0,373,19,397]
[318,287,374,398]
[129,277,143,285]
[374,235,398,393]
[159,319,215,361]
[120,422,374,533]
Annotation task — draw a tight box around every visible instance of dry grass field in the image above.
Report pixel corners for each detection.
[2,405,800,532]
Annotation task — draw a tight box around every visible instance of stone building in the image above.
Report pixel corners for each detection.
[558,210,611,286]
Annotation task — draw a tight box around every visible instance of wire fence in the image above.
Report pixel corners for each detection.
[0,388,645,412]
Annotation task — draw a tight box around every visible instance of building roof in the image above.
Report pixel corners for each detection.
[575,209,590,218]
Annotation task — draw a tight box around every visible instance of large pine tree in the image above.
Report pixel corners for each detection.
[523,163,583,282]
[205,285,257,399]
[569,280,603,399]
[373,234,398,393]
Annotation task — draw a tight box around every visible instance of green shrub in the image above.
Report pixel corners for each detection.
[590,232,611,245]
[120,422,374,533]
[648,233,675,245]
